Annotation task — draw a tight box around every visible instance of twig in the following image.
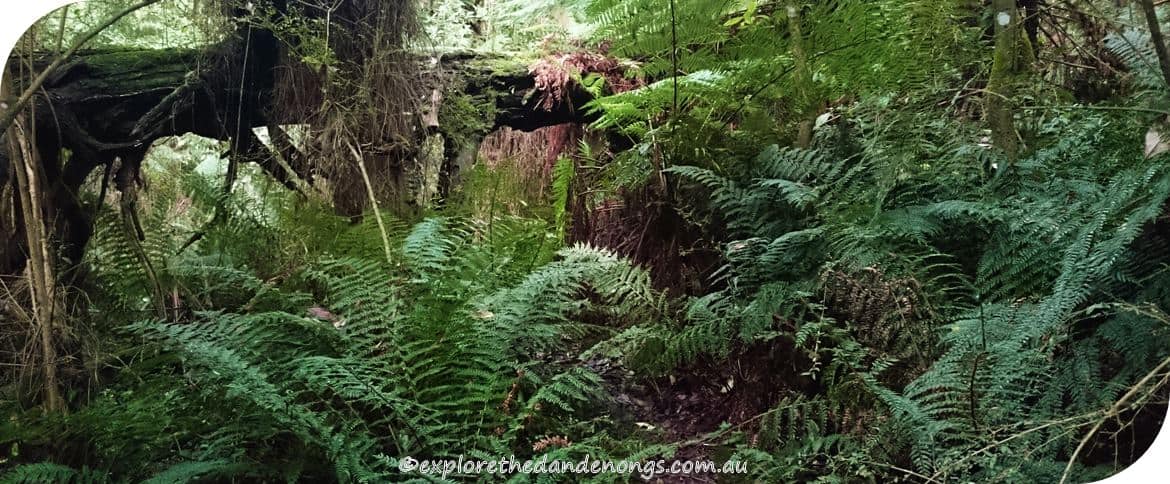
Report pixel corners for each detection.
[1139,0,1170,89]
[1059,354,1170,484]
[863,461,942,484]
[669,0,680,116]
[347,143,394,266]
[931,412,1101,480]
[723,38,871,124]
[1020,104,1170,116]
[54,6,69,57]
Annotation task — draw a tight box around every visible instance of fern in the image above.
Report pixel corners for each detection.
[47,197,669,481]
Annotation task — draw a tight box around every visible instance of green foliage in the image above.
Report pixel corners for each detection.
[633,103,1170,481]
[1105,10,1170,112]
[418,0,478,51]
[867,161,1170,480]
[417,0,590,53]
[583,0,972,145]
[9,3,1170,484]
[29,0,224,50]
[552,154,576,241]
[3,144,672,480]
[0,463,108,484]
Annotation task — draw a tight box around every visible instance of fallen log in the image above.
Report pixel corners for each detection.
[2,43,601,275]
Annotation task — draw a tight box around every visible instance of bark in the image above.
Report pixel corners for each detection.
[1139,0,1170,89]
[2,45,597,275]
[787,4,814,149]
[1020,0,1041,57]
[6,117,64,412]
[0,0,166,136]
[988,0,1036,164]
[18,48,587,155]
[454,54,599,131]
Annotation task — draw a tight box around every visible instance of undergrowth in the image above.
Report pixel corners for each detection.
[4,2,1170,483]
[1,148,673,482]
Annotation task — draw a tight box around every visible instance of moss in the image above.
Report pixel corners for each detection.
[80,48,198,80]
[465,55,535,78]
[987,1,1035,163]
[439,89,497,148]
[63,48,200,95]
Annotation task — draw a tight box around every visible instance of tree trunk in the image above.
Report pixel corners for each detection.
[5,114,64,412]
[988,0,1035,164]
[1019,0,1041,57]
[787,4,815,149]
[1139,0,1170,89]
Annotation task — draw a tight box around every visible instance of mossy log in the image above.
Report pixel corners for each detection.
[9,48,592,188]
[16,48,591,159]
[1,45,598,275]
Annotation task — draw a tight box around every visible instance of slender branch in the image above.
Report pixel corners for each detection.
[0,0,165,135]
[863,461,942,484]
[6,117,63,412]
[669,0,680,116]
[54,6,70,57]
[931,411,1103,479]
[1139,0,1170,89]
[1059,354,1170,484]
[226,21,255,195]
[347,143,394,266]
[722,38,870,125]
[1020,104,1170,116]
[665,0,680,187]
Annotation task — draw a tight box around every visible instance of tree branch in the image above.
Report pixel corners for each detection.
[0,0,164,135]
[1140,0,1170,89]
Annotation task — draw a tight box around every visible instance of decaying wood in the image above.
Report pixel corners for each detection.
[0,0,166,136]
[2,44,598,276]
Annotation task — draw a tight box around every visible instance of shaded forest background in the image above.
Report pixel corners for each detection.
[1,0,1170,482]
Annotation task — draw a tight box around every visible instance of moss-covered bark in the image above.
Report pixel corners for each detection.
[987,0,1035,164]
[1139,0,1170,88]
[2,46,601,274]
[787,3,815,149]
